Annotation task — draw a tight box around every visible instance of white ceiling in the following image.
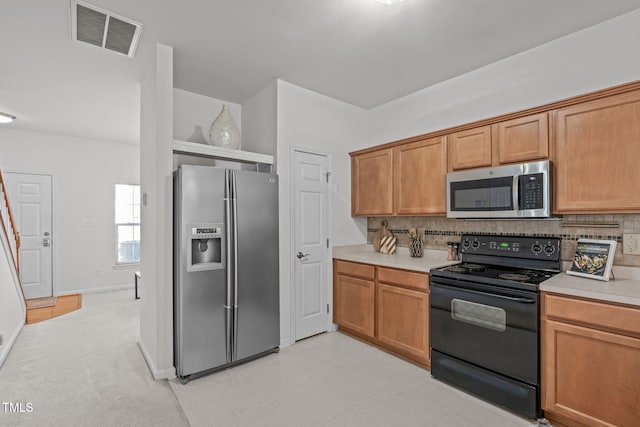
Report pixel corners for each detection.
[2,0,640,145]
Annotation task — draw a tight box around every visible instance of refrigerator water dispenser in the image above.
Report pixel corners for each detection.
[187,224,224,271]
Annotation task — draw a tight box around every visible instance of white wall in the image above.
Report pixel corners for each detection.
[173,89,242,144]
[276,80,368,343]
[0,127,139,295]
[139,44,175,380]
[0,223,25,368]
[368,9,640,146]
[241,82,277,157]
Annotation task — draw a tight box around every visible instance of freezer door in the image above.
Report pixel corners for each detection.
[174,165,231,377]
[232,170,280,361]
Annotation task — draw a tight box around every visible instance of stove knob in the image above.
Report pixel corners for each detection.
[531,244,542,254]
[471,241,480,249]
[462,239,470,249]
[544,245,555,255]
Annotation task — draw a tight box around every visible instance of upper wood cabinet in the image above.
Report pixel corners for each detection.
[352,82,640,216]
[351,148,394,216]
[394,136,447,215]
[448,125,492,171]
[553,90,640,213]
[496,112,548,164]
[449,114,549,172]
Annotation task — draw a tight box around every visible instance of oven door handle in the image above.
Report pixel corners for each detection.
[431,282,536,304]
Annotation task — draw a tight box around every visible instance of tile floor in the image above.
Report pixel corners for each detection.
[170,332,537,427]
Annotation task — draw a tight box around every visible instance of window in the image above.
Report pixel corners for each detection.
[115,184,140,264]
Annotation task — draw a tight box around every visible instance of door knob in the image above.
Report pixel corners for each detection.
[297,251,310,259]
[43,238,51,247]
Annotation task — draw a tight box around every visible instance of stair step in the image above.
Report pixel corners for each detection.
[26,296,57,309]
[26,294,82,324]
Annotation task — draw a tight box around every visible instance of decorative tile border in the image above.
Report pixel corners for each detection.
[367,228,623,242]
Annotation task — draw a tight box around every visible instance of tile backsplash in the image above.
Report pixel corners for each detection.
[367,214,640,267]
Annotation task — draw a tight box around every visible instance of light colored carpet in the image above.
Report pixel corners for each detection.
[170,332,537,427]
[0,290,187,427]
[1,289,541,427]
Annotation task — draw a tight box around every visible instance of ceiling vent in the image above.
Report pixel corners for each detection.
[70,1,143,58]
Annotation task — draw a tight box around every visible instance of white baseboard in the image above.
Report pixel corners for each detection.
[280,336,293,348]
[137,340,176,380]
[0,321,25,369]
[57,284,133,296]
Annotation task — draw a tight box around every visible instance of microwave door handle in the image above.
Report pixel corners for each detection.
[512,175,519,212]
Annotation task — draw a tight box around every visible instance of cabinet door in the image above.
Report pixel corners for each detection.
[497,112,548,165]
[553,90,640,213]
[377,284,429,365]
[448,125,492,171]
[351,149,393,216]
[394,136,447,215]
[542,319,640,427]
[334,274,375,338]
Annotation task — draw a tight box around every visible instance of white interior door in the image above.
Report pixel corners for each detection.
[293,150,329,341]
[5,172,53,299]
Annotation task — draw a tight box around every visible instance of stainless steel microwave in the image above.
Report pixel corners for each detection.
[446,160,551,218]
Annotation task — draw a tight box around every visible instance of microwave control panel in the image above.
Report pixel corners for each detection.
[519,173,544,209]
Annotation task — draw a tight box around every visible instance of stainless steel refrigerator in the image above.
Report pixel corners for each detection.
[174,165,279,382]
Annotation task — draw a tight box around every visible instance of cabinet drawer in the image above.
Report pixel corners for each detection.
[544,293,640,337]
[378,267,428,291]
[334,260,375,280]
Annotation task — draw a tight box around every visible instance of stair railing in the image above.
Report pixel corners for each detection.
[0,169,22,277]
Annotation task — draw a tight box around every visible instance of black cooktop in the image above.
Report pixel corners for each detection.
[434,263,558,287]
[431,234,562,292]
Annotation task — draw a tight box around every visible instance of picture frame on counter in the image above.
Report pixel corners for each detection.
[567,239,617,281]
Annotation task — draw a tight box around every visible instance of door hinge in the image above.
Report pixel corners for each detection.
[327,238,330,248]
[327,304,329,314]
[325,172,331,183]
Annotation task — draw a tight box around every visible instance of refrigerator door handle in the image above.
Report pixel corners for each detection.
[224,170,233,363]
[232,170,239,361]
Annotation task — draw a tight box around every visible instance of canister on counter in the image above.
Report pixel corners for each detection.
[447,242,455,261]
[447,241,460,261]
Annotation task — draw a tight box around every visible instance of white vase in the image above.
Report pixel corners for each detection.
[208,105,240,149]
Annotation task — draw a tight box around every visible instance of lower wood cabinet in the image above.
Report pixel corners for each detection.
[542,293,640,427]
[377,283,429,365]
[333,259,430,367]
[334,274,375,338]
[334,260,375,338]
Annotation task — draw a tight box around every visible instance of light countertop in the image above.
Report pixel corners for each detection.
[334,245,640,307]
[332,245,459,273]
[540,273,640,307]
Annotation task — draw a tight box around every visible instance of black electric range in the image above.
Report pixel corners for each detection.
[430,234,561,420]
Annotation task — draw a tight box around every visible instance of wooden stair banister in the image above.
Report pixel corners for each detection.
[0,169,25,302]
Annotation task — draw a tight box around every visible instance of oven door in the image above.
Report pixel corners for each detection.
[430,278,539,385]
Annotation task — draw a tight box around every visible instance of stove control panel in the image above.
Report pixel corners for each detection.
[459,234,561,261]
